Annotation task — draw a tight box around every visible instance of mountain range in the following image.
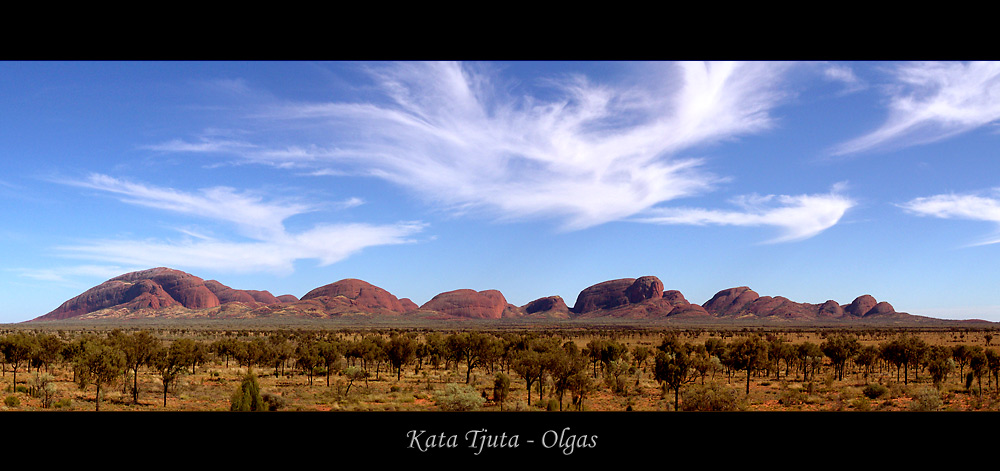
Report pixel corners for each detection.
[27,267,987,324]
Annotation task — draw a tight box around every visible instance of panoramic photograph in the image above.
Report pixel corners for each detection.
[2,60,999,457]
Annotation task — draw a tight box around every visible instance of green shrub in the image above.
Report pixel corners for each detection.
[435,384,485,412]
[851,397,871,411]
[680,383,746,411]
[54,398,73,409]
[262,392,286,411]
[909,387,942,412]
[4,395,20,408]
[778,387,806,406]
[230,371,265,411]
[863,384,889,399]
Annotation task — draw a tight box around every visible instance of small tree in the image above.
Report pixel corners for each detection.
[821,334,860,381]
[493,372,511,411]
[152,342,189,407]
[74,340,126,412]
[116,330,161,405]
[655,337,692,410]
[230,370,265,411]
[387,334,417,382]
[0,332,37,391]
[730,336,769,395]
[342,366,367,395]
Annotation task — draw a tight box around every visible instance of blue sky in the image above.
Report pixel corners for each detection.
[4,60,1000,323]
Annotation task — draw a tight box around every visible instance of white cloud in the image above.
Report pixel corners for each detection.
[899,190,1000,245]
[832,61,1000,155]
[144,138,257,154]
[165,61,798,230]
[56,175,425,274]
[67,173,309,240]
[822,63,866,94]
[637,184,856,243]
[14,264,146,285]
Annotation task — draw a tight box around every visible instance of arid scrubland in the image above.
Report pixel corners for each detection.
[2,325,1000,412]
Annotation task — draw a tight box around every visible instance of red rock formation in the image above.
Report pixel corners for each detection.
[245,290,281,305]
[419,289,521,319]
[817,300,845,317]
[33,268,298,321]
[522,296,571,318]
[204,280,258,305]
[703,287,760,316]
[572,278,636,314]
[113,268,220,310]
[31,268,929,324]
[844,295,878,317]
[866,301,895,316]
[36,268,215,321]
[301,279,408,313]
[399,298,419,312]
[625,276,665,304]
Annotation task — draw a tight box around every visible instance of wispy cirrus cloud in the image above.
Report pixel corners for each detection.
[13,264,146,286]
[637,184,856,243]
[154,61,800,231]
[899,189,1000,246]
[55,174,424,273]
[822,63,866,94]
[832,61,1000,156]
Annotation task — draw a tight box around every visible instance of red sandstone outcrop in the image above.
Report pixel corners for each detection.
[419,289,522,319]
[35,268,287,321]
[29,268,934,324]
[626,276,664,304]
[572,278,635,314]
[818,300,845,317]
[301,279,409,313]
[843,295,878,317]
[522,296,571,318]
[702,287,760,317]
[399,298,419,312]
[204,280,259,305]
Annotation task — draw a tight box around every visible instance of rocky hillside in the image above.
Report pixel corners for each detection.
[30,268,962,324]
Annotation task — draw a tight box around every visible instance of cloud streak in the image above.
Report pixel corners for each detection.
[637,184,856,243]
[832,61,1000,156]
[899,189,1000,246]
[56,174,425,273]
[158,61,798,230]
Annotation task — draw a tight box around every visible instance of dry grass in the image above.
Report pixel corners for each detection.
[2,327,999,412]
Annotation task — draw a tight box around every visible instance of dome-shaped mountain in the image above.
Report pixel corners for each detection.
[300,278,411,313]
[35,268,282,321]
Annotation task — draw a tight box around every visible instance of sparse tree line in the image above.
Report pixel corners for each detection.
[1,328,999,411]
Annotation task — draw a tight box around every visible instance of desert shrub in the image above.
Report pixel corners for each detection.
[680,382,745,411]
[54,398,73,409]
[4,395,19,408]
[230,371,265,412]
[909,387,942,412]
[778,387,807,406]
[851,397,872,411]
[33,373,57,408]
[262,392,286,411]
[546,398,559,411]
[863,384,889,399]
[435,384,485,411]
